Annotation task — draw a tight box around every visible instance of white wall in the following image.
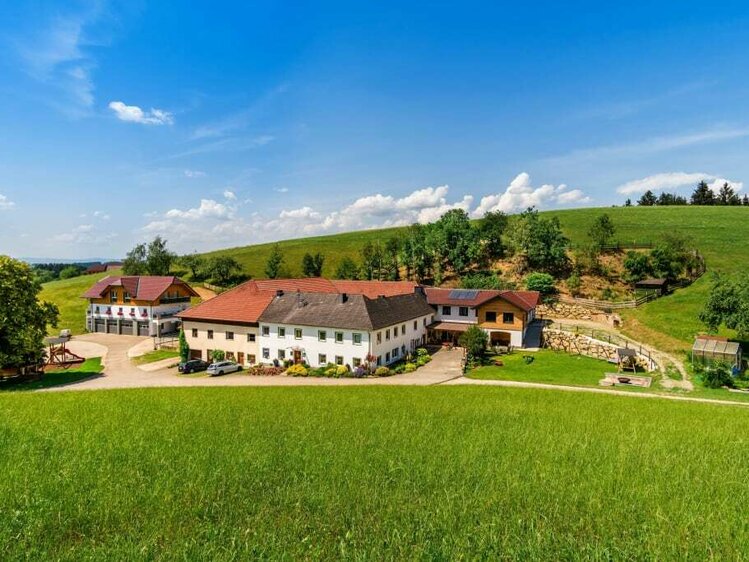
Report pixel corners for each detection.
[432,304,477,324]
[258,323,371,368]
[369,313,432,365]
[483,328,523,347]
[183,320,259,364]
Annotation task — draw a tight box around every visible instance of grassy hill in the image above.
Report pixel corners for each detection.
[2,385,749,559]
[198,206,749,352]
[39,270,120,334]
[42,206,749,345]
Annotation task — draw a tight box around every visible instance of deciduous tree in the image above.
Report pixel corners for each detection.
[265,244,285,279]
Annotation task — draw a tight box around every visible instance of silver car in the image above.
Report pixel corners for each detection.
[206,360,241,376]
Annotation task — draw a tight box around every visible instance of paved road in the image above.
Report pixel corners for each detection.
[53,335,465,391]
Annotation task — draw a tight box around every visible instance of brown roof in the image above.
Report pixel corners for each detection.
[424,287,539,311]
[258,291,434,331]
[331,280,418,298]
[427,321,471,332]
[82,276,197,301]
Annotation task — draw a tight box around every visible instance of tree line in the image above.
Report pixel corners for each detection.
[626,181,747,207]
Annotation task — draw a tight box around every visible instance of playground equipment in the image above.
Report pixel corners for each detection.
[44,336,85,369]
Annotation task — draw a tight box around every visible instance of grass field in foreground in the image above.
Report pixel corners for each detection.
[468,349,614,387]
[2,386,749,559]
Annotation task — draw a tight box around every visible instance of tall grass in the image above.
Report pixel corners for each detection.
[1,386,748,559]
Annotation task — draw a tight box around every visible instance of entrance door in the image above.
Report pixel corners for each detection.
[293,349,302,364]
[237,352,245,365]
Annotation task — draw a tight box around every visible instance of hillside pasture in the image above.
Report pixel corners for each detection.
[1,386,749,559]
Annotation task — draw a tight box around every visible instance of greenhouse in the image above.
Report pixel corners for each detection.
[691,336,742,370]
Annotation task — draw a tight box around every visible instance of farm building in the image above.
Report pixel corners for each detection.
[691,335,742,370]
[634,278,669,296]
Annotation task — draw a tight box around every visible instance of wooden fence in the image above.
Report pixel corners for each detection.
[202,282,227,294]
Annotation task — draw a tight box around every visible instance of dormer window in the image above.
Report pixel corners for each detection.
[110,290,117,303]
[124,291,131,303]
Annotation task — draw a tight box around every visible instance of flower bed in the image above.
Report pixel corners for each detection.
[244,365,285,376]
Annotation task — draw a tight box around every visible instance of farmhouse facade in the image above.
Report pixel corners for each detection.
[178,278,539,366]
[82,276,198,336]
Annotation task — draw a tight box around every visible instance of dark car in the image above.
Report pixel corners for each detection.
[178,359,209,374]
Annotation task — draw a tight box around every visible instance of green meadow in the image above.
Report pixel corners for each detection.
[1,386,749,560]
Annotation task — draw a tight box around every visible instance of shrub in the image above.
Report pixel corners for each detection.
[375,366,391,376]
[286,364,308,377]
[335,365,349,377]
[211,350,226,362]
[701,362,734,389]
[393,363,405,374]
[404,363,417,373]
[566,273,582,296]
[353,366,366,378]
[459,325,489,359]
[524,272,556,295]
[416,348,429,357]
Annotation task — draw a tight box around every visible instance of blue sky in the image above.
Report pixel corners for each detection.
[2,1,749,259]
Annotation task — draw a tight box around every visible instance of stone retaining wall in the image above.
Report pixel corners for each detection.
[538,302,598,321]
[542,329,655,371]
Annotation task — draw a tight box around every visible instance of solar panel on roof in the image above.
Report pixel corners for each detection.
[448,289,479,300]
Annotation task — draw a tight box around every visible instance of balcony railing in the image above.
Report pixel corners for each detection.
[159,296,191,304]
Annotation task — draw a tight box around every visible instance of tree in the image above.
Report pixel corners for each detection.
[206,256,243,286]
[478,210,508,263]
[333,256,359,280]
[588,213,616,250]
[699,273,749,337]
[691,181,715,205]
[178,329,189,363]
[624,198,632,207]
[180,253,206,279]
[265,244,285,279]
[399,224,432,281]
[0,256,59,370]
[383,237,401,280]
[623,251,653,283]
[743,194,749,206]
[460,272,515,290]
[458,325,488,359]
[505,208,569,274]
[123,243,148,275]
[651,234,693,281]
[360,242,385,280]
[656,192,688,206]
[59,265,82,280]
[717,182,741,205]
[637,191,657,206]
[146,236,175,275]
[301,252,325,277]
[524,272,556,295]
[700,362,733,389]
[430,209,481,276]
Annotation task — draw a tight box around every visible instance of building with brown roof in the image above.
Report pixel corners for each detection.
[177,278,539,367]
[82,276,198,336]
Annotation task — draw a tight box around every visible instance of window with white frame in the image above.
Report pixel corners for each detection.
[226,331,234,340]
[318,330,327,342]
[459,306,469,317]
[442,305,451,315]
[247,333,256,342]
[261,326,270,336]
[278,327,286,338]
[335,331,344,344]
[294,328,302,339]
[353,358,361,367]
[352,333,362,345]
[335,355,343,365]
[262,348,270,359]
[385,329,390,341]
[278,349,286,360]
[318,353,327,364]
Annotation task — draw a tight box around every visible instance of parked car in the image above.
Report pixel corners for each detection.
[207,361,241,376]
[178,359,209,374]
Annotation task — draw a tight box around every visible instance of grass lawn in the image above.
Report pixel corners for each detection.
[468,349,615,387]
[2,386,749,559]
[39,269,122,335]
[0,358,103,392]
[131,349,180,365]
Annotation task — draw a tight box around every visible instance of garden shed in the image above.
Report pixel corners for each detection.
[634,278,669,296]
[691,336,742,370]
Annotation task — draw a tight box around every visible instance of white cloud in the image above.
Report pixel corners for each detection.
[395,185,450,210]
[546,127,749,166]
[164,199,234,220]
[223,190,237,201]
[54,223,115,244]
[0,194,15,210]
[13,6,110,115]
[616,172,743,194]
[184,169,207,178]
[279,206,321,220]
[274,187,289,193]
[108,101,174,125]
[472,173,590,217]
[93,210,110,220]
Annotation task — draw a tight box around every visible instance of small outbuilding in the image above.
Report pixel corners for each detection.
[634,278,669,296]
[616,347,638,373]
[692,335,742,370]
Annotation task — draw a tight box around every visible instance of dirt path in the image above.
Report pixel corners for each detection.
[550,318,693,390]
[443,377,749,407]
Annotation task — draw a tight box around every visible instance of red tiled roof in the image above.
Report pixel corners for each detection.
[330,280,418,298]
[424,287,539,312]
[178,281,275,324]
[82,276,197,301]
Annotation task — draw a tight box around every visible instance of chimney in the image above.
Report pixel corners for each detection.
[339,293,348,304]
[276,289,284,297]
